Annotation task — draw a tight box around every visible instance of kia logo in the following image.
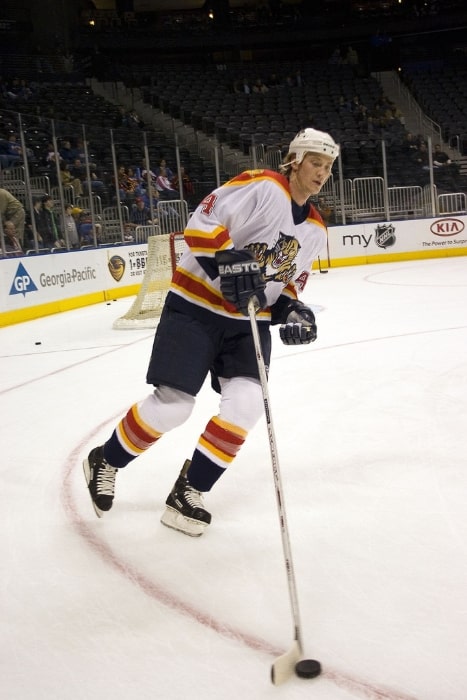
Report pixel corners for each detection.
[430,218,465,236]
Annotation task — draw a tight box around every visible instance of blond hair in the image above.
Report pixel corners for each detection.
[278,152,298,177]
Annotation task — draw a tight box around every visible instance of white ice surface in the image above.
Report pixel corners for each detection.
[1,257,467,700]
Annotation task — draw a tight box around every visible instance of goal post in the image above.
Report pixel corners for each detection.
[112,232,187,330]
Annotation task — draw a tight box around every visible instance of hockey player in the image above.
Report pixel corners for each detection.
[83,128,339,536]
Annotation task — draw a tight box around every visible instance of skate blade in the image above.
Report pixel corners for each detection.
[160,506,208,537]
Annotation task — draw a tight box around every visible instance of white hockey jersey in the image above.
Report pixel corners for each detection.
[167,169,327,328]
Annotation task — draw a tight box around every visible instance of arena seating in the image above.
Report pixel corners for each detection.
[401,57,467,153]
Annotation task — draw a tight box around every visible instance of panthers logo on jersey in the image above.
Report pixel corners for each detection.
[247,232,300,284]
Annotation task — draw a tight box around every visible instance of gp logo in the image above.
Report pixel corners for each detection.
[9,262,38,297]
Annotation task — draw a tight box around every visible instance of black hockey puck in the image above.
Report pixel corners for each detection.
[295,659,322,679]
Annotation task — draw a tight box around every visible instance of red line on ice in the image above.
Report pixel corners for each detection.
[61,421,418,700]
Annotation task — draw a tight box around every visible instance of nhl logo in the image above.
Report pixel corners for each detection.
[374,223,396,249]
[108,255,125,281]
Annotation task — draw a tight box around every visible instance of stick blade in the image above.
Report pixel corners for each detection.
[271,641,301,685]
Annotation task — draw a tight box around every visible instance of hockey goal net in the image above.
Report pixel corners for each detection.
[113,232,187,329]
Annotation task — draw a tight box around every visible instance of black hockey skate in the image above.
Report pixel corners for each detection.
[161,460,211,537]
[83,446,117,517]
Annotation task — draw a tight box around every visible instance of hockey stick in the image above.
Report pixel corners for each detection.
[248,297,315,685]
[317,256,328,274]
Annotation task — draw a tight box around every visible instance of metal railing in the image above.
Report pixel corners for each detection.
[438,192,467,215]
[1,106,465,257]
[388,185,425,219]
[157,199,189,234]
[134,224,160,243]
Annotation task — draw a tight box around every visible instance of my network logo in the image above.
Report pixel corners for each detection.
[9,262,38,297]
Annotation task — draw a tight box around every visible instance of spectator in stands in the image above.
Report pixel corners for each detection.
[411,141,431,170]
[371,98,390,126]
[44,142,60,168]
[70,157,86,182]
[155,165,179,200]
[233,78,246,93]
[402,132,421,156]
[240,77,251,94]
[113,106,129,129]
[140,161,157,185]
[0,137,17,169]
[2,220,23,256]
[3,134,23,167]
[74,208,102,247]
[0,188,26,246]
[86,167,106,198]
[432,144,460,189]
[350,95,362,113]
[140,183,156,206]
[74,139,97,168]
[62,51,75,73]
[61,203,80,248]
[41,195,65,248]
[365,115,377,136]
[25,196,47,250]
[155,193,181,223]
[139,184,165,220]
[69,155,99,181]
[60,161,83,197]
[252,78,269,94]
[329,47,343,65]
[139,184,179,224]
[156,158,174,180]
[127,109,145,129]
[3,77,21,100]
[171,166,194,197]
[267,72,281,88]
[388,101,404,123]
[115,164,133,201]
[72,158,106,199]
[337,95,352,112]
[128,197,156,229]
[432,144,452,166]
[59,140,76,164]
[124,167,141,198]
[355,103,369,130]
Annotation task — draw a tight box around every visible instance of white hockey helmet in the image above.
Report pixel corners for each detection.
[287,128,340,163]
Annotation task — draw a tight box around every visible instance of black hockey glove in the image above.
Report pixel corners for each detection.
[279,300,317,345]
[215,249,266,316]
